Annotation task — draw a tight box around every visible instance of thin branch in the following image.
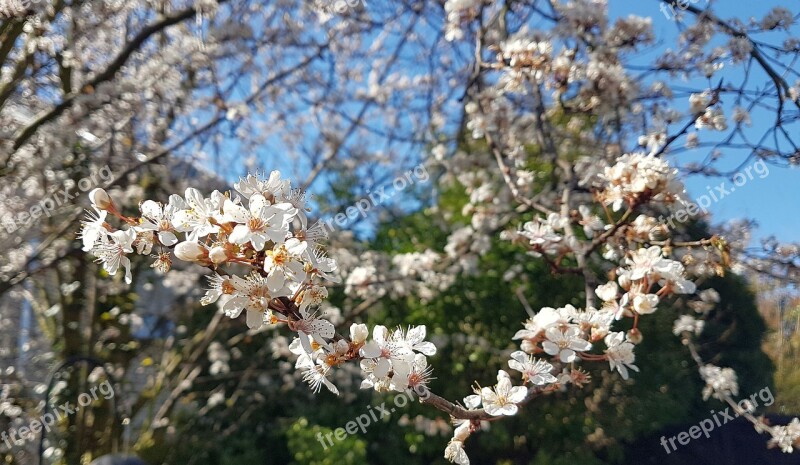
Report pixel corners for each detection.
[7,0,231,155]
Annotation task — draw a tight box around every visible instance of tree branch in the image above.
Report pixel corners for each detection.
[8,0,231,154]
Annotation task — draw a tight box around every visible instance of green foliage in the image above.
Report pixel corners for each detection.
[690,274,775,413]
[287,418,367,465]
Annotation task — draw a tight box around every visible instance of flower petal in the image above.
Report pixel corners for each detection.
[246,309,263,329]
[158,230,178,246]
[413,341,437,356]
[228,224,250,244]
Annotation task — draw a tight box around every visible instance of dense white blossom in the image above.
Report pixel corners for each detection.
[598,154,688,212]
[672,315,705,336]
[699,365,739,401]
[769,419,800,453]
[603,332,639,380]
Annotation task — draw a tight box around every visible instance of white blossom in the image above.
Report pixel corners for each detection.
[89,229,136,284]
[699,365,739,401]
[769,418,800,453]
[136,196,185,246]
[542,326,592,363]
[480,370,528,416]
[223,194,296,251]
[672,315,704,336]
[604,332,639,379]
[508,351,557,385]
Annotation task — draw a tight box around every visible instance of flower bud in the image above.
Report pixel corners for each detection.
[591,327,608,342]
[209,246,229,265]
[349,323,369,345]
[89,188,113,210]
[174,241,208,263]
[649,224,669,242]
[453,422,471,442]
[617,273,631,290]
[627,328,643,344]
[595,282,618,302]
[520,339,537,354]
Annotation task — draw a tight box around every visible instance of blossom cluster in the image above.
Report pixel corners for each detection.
[699,365,739,401]
[598,153,688,212]
[79,172,441,398]
[445,365,558,464]
[288,323,438,395]
[770,419,800,453]
[80,171,334,324]
[443,0,481,42]
[432,143,707,463]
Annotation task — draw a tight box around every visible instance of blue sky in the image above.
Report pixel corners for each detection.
[608,0,800,244]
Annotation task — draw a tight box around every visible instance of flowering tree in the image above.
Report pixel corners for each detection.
[77,159,790,462]
[81,155,797,462]
[3,0,800,463]
[0,1,442,461]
